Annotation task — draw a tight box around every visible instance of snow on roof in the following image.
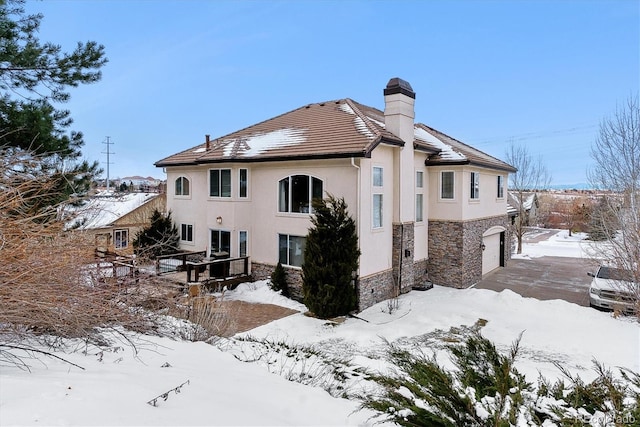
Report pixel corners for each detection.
[68,192,159,230]
[221,128,307,157]
[339,103,376,140]
[414,127,466,161]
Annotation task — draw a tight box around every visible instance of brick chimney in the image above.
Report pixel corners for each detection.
[205,134,210,150]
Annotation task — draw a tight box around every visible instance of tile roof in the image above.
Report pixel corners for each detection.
[155,98,516,173]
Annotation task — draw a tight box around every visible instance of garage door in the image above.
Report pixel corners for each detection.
[482,232,501,275]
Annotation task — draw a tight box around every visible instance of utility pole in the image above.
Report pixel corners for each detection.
[102,136,114,191]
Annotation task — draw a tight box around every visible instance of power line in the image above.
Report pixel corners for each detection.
[101,136,114,191]
[468,124,598,147]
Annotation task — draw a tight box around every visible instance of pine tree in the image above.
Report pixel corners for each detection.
[270,262,289,297]
[133,209,179,259]
[0,0,108,205]
[302,195,360,318]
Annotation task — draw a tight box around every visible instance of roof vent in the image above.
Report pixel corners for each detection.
[383,77,416,99]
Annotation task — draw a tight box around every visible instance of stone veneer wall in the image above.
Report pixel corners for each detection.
[357,269,395,311]
[251,261,304,301]
[413,258,429,286]
[427,221,464,287]
[428,215,511,288]
[392,222,415,294]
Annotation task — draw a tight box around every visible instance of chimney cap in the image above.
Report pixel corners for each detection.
[384,77,416,99]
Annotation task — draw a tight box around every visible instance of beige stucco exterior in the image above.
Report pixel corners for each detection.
[159,78,515,310]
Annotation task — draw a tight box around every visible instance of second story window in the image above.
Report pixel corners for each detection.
[470,172,480,199]
[278,175,323,213]
[175,176,190,196]
[497,175,504,198]
[373,166,383,187]
[239,169,248,198]
[210,169,231,197]
[441,171,454,199]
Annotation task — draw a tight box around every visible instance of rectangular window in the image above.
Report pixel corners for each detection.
[416,193,424,222]
[373,166,383,187]
[441,171,454,199]
[114,229,128,249]
[497,175,504,198]
[239,169,248,198]
[278,234,306,267]
[180,224,193,242]
[470,172,480,199]
[211,229,231,255]
[209,169,231,197]
[416,171,423,188]
[373,194,383,228]
[239,231,247,257]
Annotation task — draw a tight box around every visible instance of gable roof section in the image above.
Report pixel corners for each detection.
[155,98,515,173]
[417,124,517,172]
[67,192,161,230]
[155,99,399,167]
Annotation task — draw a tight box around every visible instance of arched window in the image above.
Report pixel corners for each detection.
[278,175,323,213]
[175,176,190,196]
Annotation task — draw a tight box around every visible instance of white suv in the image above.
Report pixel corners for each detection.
[588,266,638,314]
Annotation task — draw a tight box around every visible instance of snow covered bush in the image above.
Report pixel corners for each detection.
[361,331,533,426]
[360,331,640,426]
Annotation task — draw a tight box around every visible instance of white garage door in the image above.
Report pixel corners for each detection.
[482,233,501,275]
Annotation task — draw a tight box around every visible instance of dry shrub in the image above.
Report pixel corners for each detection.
[0,149,166,366]
[173,295,235,342]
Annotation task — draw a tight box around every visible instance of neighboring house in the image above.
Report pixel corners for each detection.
[116,176,164,192]
[155,78,516,310]
[508,192,539,226]
[68,192,166,255]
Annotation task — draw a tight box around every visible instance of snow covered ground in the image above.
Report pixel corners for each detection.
[1,230,638,426]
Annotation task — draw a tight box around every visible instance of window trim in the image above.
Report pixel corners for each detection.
[180,223,194,243]
[210,229,231,256]
[470,171,480,200]
[278,233,306,268]
[209,168,232,198]
[239,168,248,198]
[440,171,455,200]
[373,166,383,187]
[416,170,423,188]
[239,230,248,257]
[277,174,323,214]
[373,193,383,229]
[174,176,190,197]
[114,229,129,249]
[497,175,505,199]
[416,193,424,223]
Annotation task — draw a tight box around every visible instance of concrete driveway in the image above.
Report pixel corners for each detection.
[474,256,598,307]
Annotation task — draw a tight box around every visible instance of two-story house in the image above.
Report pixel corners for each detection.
[155,78,516,310]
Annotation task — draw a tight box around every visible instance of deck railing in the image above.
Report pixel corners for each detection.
[155,250,207,274]
[185,256,250,283]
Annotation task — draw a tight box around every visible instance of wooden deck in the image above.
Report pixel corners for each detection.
[156,255,251,292]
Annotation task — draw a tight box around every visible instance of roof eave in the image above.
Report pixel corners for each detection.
[157,151,369,167]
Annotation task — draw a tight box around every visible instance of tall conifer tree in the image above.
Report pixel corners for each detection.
[0,0,107,205]
[302,195,360,318]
